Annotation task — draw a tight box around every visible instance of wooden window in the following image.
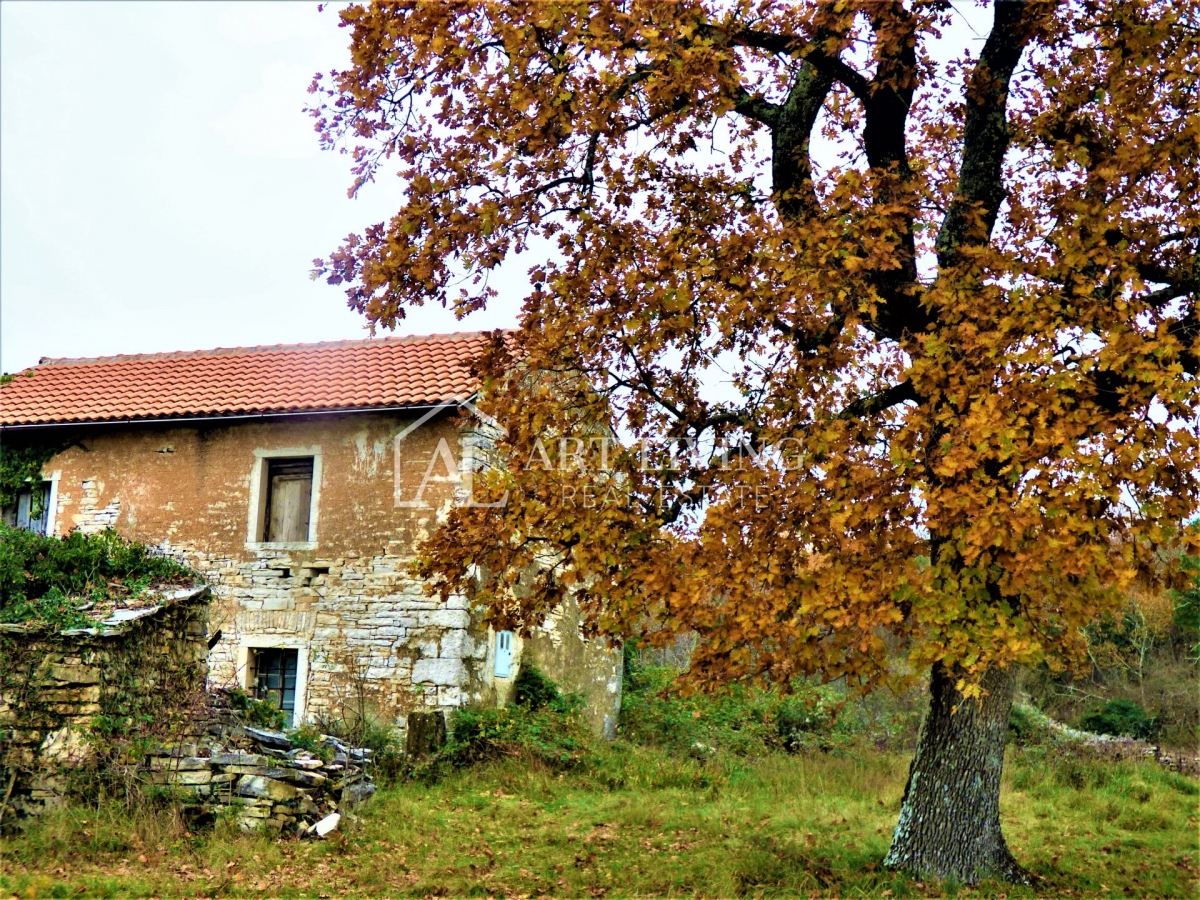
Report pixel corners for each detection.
[252,647,299,726]
[494,631,514,678]
[264,458,313,543]
[3,482,51,535]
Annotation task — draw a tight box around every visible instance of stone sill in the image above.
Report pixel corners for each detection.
[246,541,318,553]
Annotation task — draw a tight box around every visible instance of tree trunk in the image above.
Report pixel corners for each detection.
[884,662,1027,885]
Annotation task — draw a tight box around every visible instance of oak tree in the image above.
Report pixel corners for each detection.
[312,0,1200,883]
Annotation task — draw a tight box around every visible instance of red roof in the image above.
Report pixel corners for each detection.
[0,332,499,427]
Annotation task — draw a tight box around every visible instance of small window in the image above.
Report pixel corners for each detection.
[3,482,51,535]
[494,631,514,678]
[251,648,299,726]
[263,458,313,543]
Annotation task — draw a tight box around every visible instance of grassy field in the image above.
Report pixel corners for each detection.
[2,742,1197,899]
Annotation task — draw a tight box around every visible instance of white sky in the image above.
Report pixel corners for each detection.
[1,2,989,376]
[0,1,525,375]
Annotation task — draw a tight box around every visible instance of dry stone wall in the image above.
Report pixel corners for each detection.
[0,586,209,820]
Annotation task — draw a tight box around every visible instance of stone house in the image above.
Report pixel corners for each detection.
[0,332,622,737]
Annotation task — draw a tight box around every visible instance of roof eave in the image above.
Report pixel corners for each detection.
[0,396,480,432]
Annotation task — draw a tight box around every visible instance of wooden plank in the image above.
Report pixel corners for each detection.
[266,459,313,542]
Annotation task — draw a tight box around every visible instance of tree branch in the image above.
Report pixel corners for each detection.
[858,2,926,342]
[728,27,872,105]
[772,61,835,223]
[731,86,780,127]
[1168,304,1199,376]
[936,0,1038,268]
[836,379,918,421]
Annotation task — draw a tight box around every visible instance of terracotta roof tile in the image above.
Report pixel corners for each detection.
[0,331,502,426]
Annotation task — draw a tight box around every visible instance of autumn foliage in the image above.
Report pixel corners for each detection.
[312,0,1198,882]
[314,0,1197,687]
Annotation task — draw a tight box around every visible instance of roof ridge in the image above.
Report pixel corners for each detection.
[34,330,509,368]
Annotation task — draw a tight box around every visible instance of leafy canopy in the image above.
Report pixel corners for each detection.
[312,0,1200,693]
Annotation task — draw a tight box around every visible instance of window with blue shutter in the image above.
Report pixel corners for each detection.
[3,482,51,535]
[494,631,513,678]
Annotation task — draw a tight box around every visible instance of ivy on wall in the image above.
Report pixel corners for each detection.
[0,441,73,513]
[0,591,210,818]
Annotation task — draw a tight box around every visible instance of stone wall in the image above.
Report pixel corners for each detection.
[194,546,487,718]
[0,586,210,819]
[521,595,623,739]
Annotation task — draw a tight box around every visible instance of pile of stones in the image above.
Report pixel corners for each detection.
[143,723,377,835]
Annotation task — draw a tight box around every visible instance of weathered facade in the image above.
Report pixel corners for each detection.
[0,333,621,738]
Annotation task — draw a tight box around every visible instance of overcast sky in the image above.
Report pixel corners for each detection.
[2,2,990,376]
[0,1,526,374]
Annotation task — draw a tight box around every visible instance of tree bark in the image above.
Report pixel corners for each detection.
[884,662,1027,885]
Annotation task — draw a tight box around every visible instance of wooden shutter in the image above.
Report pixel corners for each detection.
[494,631,514,678]
[14,484,50,535]
[265,458,313,542]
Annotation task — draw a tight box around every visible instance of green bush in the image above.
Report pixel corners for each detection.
[419,702,593,780]
[1081,698,1159,740]
[619,653,854,757]
[225,686,287,731]
[776,688,844,752]
[0,525,192,628]
[414,667,591,780]
[513,663,568,712]
[286,723,331,758]
[1008,703,1052,746]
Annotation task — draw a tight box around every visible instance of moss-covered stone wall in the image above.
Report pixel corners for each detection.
[0,586,209,820]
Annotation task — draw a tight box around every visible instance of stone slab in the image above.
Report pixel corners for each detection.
[210,751,268,766]
[150,756,211,771]
[236,775,298,802]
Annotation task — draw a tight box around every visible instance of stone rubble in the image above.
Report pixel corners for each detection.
[145,708,378,836]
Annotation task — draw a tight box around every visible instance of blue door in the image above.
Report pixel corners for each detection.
[494,631,514,678]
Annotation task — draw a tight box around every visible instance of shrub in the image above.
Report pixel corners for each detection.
[1008,703,1052,746]
[225,686,287,731]
[1081,698,1159,740]
[414,668,592,780]
[513,663,567,712]
[314,712,404,781]
[286,723,328,756]
[467,704,585,765]
[0,525,192,627]
[620,655,853,757]
[775,687,844,752]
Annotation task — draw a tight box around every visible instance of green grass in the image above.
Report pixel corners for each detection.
[2,743,1196,898]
